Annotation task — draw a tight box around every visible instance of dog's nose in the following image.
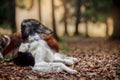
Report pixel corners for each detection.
[45,30,53,34]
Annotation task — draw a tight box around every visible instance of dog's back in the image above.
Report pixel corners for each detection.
[44,34,59,52]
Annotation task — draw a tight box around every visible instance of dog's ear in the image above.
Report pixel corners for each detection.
[21,20,30,40]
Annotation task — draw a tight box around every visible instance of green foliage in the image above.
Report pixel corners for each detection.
[60,0,113,23]
[82,0,113,22]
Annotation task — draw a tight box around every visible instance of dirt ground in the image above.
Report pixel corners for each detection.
[0,38,120,80]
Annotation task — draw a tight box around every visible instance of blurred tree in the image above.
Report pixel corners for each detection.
[60,0,113,37]
[38,0,42,21]
[74,0,81,36]
[57,0,113,37]
[63,0,68,35]
[52,0,59,40]
[16,0,33,10]
[58,0,69,35]
[0,0,9,24]
[110,0,120,40]
[105,18,109,37]
[9,0,16,33]
[81,0,113,37]
[81,0,90,37]
[60,0,81,36]
[0,0,16,33]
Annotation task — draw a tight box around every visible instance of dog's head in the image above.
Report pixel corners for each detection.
[21,19,53,40]
[0,35,10,58]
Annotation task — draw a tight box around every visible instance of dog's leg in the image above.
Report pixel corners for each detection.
[54,56,74,65]
[53,53,78,65]
[65,56,78,62]
[33,62,77,74]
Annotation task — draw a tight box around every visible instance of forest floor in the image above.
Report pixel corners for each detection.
[0,37,120,80]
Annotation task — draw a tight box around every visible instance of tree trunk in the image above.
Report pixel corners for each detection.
[38,0,41,21]
[105,19,109,37]
[63,1,68,35]
[74,0,81,36]
[51,0,59,40]
[9,0,16,33]
[110,0,120,40]
[85,20,89,37]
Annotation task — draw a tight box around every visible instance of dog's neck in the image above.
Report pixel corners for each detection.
[28,33,41,42]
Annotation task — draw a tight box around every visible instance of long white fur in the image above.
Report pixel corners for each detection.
[19,33,78,74]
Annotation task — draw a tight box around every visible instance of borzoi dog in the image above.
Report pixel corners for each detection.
[0,19,59,58]
[19,33,78,74]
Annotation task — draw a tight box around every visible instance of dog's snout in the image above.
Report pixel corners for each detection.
[41,25,53,34]
[45,29,53,34]
[36,26,53,34]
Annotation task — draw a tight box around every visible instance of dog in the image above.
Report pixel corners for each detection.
[1,19,78,74]
[18,33,78,74]
[0,19,59,58]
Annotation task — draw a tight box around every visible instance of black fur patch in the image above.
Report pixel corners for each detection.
[12,52,35,66]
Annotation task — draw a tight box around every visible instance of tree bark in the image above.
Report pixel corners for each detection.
[63,0,68,35]
[74,0,81,36]
[51,0,59,40]
[110,0,120,40]
[105,19,109,37]
[38,0,41,21]
[85,20,89,37]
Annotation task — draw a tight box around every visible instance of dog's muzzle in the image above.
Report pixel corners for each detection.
[0,52,3,58]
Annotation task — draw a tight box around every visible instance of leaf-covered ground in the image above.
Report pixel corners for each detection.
[0,38,120,80]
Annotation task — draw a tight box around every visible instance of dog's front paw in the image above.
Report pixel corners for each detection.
[64,60,74,65]
[68,70,78,74]
[72,58,78,63]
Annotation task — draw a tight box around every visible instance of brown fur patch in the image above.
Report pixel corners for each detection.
[0,32,59,57]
